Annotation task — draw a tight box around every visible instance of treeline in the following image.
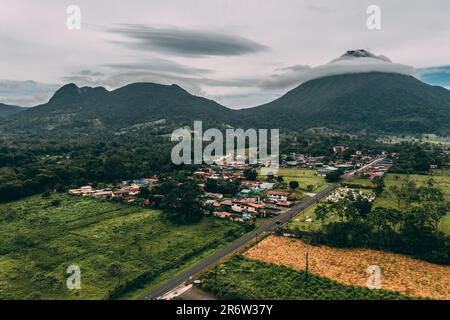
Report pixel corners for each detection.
[0,132,183,203]
[390,142,448,174]
[281,134,448,174]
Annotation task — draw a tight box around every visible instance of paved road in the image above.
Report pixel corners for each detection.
[140,184,338,300]
[140,157,385,300]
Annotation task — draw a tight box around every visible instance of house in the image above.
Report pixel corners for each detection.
[266,191,290,202]
[241,180,261,187]
[69,185,94,196]
[203,199,217,206]
[276,201,293,207]
[333,146,348,154]
[238,189,253,197]
[123,196,136,203]
[93,190,113,198]
[68,188,83,195]
[205,192,223,199]
[213,212,234,219]
[236,201,265,214]
[112,188,139,197]
[335,164,353,171]
[81,185,94,195]
[307,162,324,168]
[365,172,384,179]
[316,166,338,177]
[260,182,275,190]
[214,199,233,211]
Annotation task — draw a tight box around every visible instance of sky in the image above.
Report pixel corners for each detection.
[0,0,449,108]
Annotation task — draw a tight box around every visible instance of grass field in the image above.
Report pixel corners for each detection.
[373,171,450,234]
[203,255,413,300]
[0,194,249,300]
[287,171,450,234]
[244,235,450,299]
[259,168,331,193]
[343,177,376,189]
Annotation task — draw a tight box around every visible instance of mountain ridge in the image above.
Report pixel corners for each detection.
[237,72,450,135]
[0,103,25,118]
[1,71,449,136]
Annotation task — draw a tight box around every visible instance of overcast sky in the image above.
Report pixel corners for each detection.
[1,0,449,107]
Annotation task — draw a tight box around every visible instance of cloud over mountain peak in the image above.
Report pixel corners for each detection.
[261,49,416,90]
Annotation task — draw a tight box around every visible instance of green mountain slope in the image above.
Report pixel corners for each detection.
[0,103,25,118]
[1,72,449,136]
[238,72,450,135]
[1,82,236,134]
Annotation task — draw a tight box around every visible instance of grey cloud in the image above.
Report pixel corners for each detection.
[108,24,268,57]
[261,56,416,90]
[306,4,334,13]
[0,80,60,107]
[78,70,105,77]
[105,58,211,75]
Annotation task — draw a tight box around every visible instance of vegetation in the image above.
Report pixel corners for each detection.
[262,168,330,193]
[325,169,344,182]
[374,173,450,234]
[237,72,450,135]
[160,180,203,224]
[204,178,240,196]
[0,194,251,299]
[0,130,190,204]
[203,256,414,300]
[244,236,450,299]
[343,177,376,189]
[317,178,448,264]
[0,103,24,118]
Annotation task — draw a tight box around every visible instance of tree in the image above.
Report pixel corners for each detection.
[348,195,372,221]
[372,177,385,196]
[289,181,299,190]
[325,169,344,183]
[315,204,330,230]
[205,178,218,193]
[243,169,257,181]
[161,181,203,224]
[138,186,150,197]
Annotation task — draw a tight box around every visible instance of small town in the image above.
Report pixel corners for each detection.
[67,147,393,224]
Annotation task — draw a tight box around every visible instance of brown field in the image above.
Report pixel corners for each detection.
[245,235,450,300]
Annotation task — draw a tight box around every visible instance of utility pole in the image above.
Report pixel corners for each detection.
[305,252,309,281]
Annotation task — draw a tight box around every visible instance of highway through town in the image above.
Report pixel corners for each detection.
[140,158,385,300]
[140,185,337,299]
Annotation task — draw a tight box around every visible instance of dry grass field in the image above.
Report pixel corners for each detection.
[245,235,450,300]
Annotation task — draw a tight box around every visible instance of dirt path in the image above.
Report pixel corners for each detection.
[245,235,450,300]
